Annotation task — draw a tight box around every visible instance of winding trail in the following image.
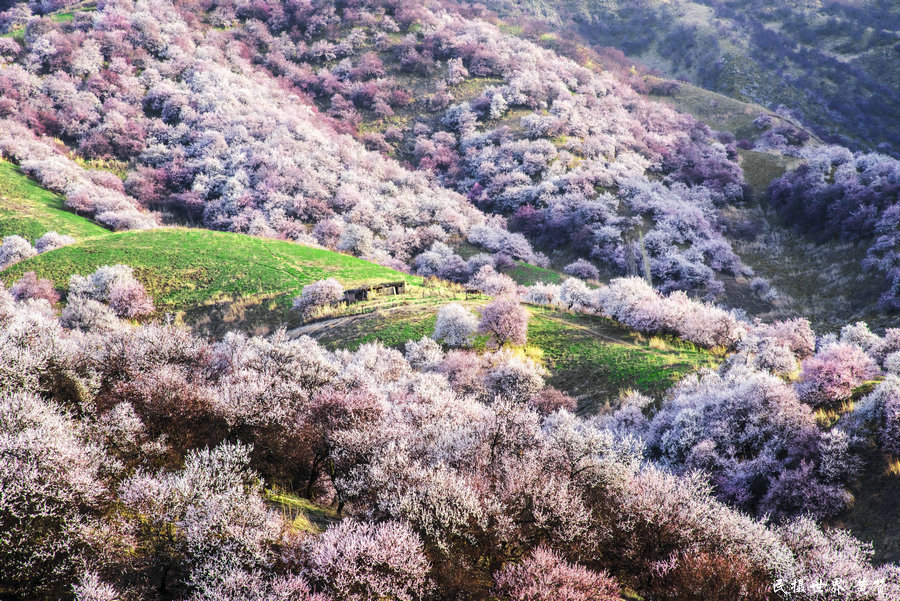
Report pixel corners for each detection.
[290,301,643,350]
[534,311,643,349]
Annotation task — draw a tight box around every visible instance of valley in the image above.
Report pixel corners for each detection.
[1,0,899,600]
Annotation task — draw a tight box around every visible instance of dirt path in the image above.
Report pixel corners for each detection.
[532,310,645,350]
[288,311,379,338]
[287,302,453,339]
[292,301,644,351]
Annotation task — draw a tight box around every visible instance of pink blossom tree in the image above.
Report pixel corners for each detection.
[34,231,76,253]
[405,336,445,370]
[301,520,432,601]
[559,278,595,312]
[484,350,546,401]
[118,442,279,597]
[10,271,60,304]
[529,387,577,415]
[108,277,154,318]
[468,265,518,297]
[855,376,900,456]
[0,234,36,269]
[797,343,879,409]
[494,546,620,601]
[60,296,119,332]
[479,298,529,347]
[68,264,140,303]
[0,391,107,598]
[293,278,344,318]
[523,282,560,306]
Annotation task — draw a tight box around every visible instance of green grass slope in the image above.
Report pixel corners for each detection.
[528,309,717,412]
[2,228,420,332]
[298,301,717,413]
[265,489,340,534]
[0,160,110,242]
[647,77,818,147]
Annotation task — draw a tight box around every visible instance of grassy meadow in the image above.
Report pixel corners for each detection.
[0,160,110,242]
[303,301,718,412]
[2,228,421,331]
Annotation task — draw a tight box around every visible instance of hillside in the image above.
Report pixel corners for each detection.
[5,236,900,599]
[0,160,108,241]
[642,76,887,330]
[293,300,718,412]
[3,0,900,600]
[0,0,894,331]
[0,0,762,304]
[641,69,897,332]
[1,228,421,333]
[645,76,820,150]
[0,166,719,408]
[0,169,714,409]
[468,0,900,153]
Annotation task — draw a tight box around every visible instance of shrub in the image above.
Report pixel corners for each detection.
[885,351,900,375]
[301,520,432,601]
[468,265,518,297]
[68,264,137,303]
[752,338,799,376]
[433,303,478,348]
[404,336,445,370]
[493,546,619,601]
[855,376,900,456]
[479,298,529,347]
[108,277,154,318]
[60,296,119,332]
[749,277,774,301]
[644,365,850,520]
[523,282,559,306]
[797,343,879,409]
[72,572,121,601]
[118,442,279,597]
[774,516,896,601]
[563,259,600,281]
[840,322,884,358]
[0,235,36,269]
[465,253,495,274]
[293,278,344,317]
[484,350,545,401]
[34,231,75,253]
[9,271,59,304]
[559,278,594,311]
[0,391,106,598]
[592,277,746,348]
[529,387,577,415]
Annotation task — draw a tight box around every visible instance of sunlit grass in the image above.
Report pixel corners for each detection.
[886,457,900,478]
[0,160,110,242]
[814,400,856,428]
[265,489,339,533]
[2,228,420,328]
[308,301,717,412]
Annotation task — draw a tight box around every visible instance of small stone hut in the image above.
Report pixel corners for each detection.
[342,281,408,304]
